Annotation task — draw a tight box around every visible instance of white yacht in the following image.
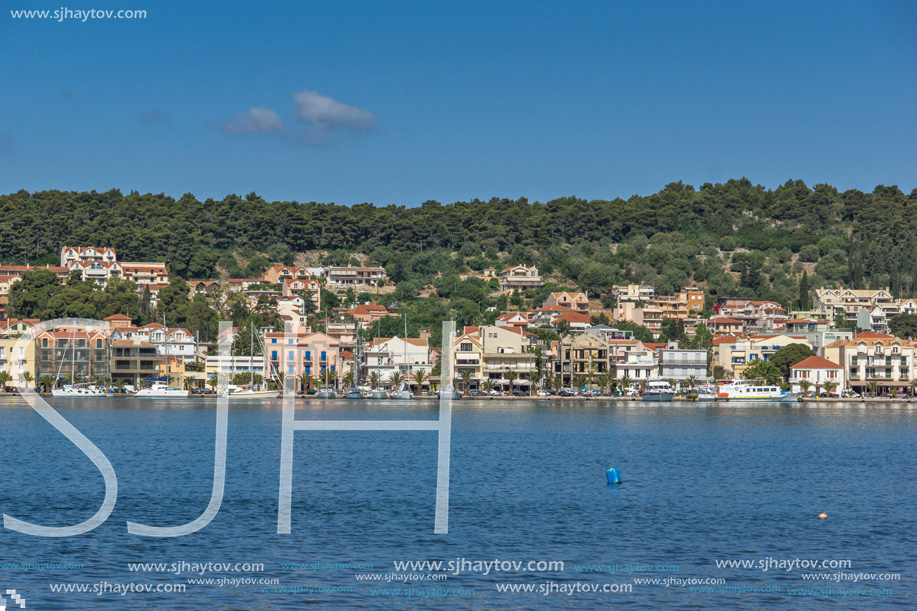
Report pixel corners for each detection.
[695,383,718,401]
[641,379,675,402]
[716,380,800,402]
[134,383,189,398]
[51,384,110,397]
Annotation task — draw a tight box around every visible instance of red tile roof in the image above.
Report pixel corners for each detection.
[790,356,843,370]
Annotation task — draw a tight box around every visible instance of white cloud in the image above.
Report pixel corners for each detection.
[221,107,285,134]
[291,90,377,132]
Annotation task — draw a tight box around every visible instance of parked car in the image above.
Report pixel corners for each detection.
[536,389,552,397]
[512,389,528,397]
[469,389,486,397]
[489,389,502,396]
[559,388,577,397]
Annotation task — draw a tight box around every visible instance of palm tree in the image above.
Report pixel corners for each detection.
[543,374,554,394]
[388,371,403,389]
[588,361,598,394]
[39,375,56,393]
[299,372,311,393]
[799,380,812,398]
[505,368,518,395]
[552,375,564,394]
[0,371,11,392]
[686,375,698,396]
[574,375,586,395]
[866,380,878,398]
[369,371,380,389]
[207,375,219,392]
[482,378,496,395]
[411,368,426,396]
[276,371,285,390]
[667,378,678,394]
[184,375,196,390]
[22,371,34,390]
[459,370,473,396]
[342,371,355,389]
[619,374,633,396]
[115,378,126,394]
[820,380,837,398]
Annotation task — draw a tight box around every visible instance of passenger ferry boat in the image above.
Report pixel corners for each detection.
[641,379,675,402]
[716,380,800,402]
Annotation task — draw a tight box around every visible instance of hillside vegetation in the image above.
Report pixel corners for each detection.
[2,179,915,310]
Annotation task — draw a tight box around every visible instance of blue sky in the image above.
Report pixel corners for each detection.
[1,0,915,205]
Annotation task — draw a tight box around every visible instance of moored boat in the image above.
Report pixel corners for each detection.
[134,383,189,398]
[641,379,675,402]
[716,380,800,402]
[51,384,110,397]
[315,386,336,399]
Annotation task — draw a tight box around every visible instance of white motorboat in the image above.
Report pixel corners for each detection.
[134,383,189,398]
[695,383,718,401]
[716,380,800,402]
[315,386,336,399]
[641,379,675,402]
[51,384,110,397]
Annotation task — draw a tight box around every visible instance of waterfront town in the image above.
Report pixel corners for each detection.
[0,245,914,399]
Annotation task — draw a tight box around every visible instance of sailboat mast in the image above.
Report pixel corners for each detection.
[250,323,254,388]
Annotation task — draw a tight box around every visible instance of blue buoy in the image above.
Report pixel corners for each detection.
[606,467,622,484]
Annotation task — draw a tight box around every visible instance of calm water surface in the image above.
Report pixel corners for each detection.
[1,396,914,609]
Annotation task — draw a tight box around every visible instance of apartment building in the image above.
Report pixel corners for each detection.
[813,287,898,323]
[544,291,589,312]
[612,284,656,303]
[499,265,543,291]
[35,328,109,384]
[0,336,36,386]
[326,266,387,287]
[109,339,160,386]
[61,246,117,267]
[823,332,914,394]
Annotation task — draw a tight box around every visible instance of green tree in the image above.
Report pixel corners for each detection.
[798,270,809,310]
[770,343,815,379]
[459,370,473,395]
[741,360,784,385]
[889,314,917,339]
[505,368,518,395]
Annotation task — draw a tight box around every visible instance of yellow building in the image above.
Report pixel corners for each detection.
[0,336,37,388]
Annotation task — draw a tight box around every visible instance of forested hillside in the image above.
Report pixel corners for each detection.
[2,179,915,310]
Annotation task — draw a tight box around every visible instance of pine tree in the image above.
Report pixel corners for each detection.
[799,271,809,310]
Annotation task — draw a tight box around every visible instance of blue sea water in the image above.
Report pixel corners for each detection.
[1,396,915,609]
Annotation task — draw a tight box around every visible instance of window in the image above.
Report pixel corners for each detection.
[288,351,294,361]
[321,351,327,361]
[42,338,48,348]
[305,351,311,361]
[271,351,278,361]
